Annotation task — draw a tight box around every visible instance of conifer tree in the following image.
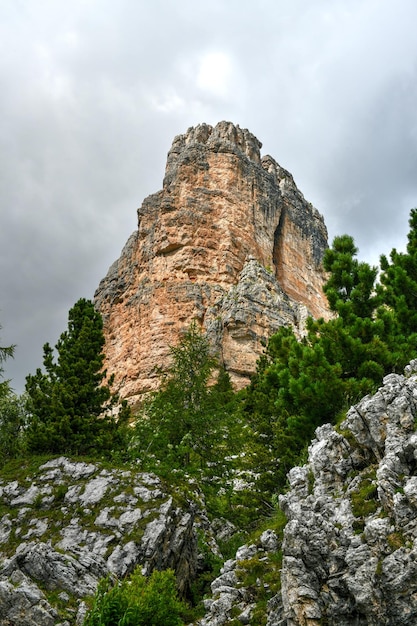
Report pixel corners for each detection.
[0,323,14,400]
[379,207,417,366]
[25,298,129,455]
[312,234,393,386]
[322,234,380,319]
[0,325,23,464]
[0,393,28,465]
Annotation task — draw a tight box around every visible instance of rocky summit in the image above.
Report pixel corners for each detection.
[94,121,329,404]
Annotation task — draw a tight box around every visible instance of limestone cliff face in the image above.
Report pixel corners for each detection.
[95,121,329,403]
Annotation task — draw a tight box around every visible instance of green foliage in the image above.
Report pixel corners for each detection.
[129,322,267,526]
[386,531,406,551]
[0,324,15,400]
[379,207,417,367]
[84,568,186,626]
[350,469,379,519]
[0,393,28,466]
[322,234,380,318]
[25,298,130,456]
[132,321,240,472]
[243,229,414,499]
[0,326,24,466]
[316,233,395,386]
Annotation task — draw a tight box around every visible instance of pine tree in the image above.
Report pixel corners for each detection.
[322,234,380,319]
[25,298,129,455]
[0,393,28,465]
[0,326,23,465]
[379,207,417,367]
[0,323,15,400]
[244,234,394,496]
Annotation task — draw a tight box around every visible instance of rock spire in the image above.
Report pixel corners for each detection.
[95,121,329,403]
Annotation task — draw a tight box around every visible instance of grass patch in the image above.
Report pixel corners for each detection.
[350,467,379,519]
[387,531,405,551]
[337,428,358,449]
[0,455,54,483]
[218,531,248,561]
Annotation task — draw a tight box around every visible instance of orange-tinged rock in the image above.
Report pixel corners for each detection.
[95,122,330,404]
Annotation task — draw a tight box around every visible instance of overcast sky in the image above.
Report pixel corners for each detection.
[2,0,417,393]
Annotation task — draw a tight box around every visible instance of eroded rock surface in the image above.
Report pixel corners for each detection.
[278,361,417,625]
[198,362,417,626]
[0,457,213,625]
[197,534,284,626]
[95,121,329,404]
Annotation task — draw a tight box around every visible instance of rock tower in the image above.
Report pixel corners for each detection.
[95,121,330,404]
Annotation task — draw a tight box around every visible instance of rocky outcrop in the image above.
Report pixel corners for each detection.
[278,361,417,625]
[197,531,284,626]
[4,365,417,624]
[0,457,216,625]
[95,121,329,404]
[198,362,417,626]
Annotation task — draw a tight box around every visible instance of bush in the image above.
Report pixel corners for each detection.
[84,568,186,626]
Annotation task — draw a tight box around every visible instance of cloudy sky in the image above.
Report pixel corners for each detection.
[2,0,417,393]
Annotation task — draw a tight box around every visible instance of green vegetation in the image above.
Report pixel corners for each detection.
[129,321,261,525]
[386,531,406,551]
[234,508,287,626]
[25,298,130,456]
[350,468,379,519]
[131,321,235,470]
[0,326,26,466]
[0,393,28,466]
[3,209,417,624]
[379,207,417,365]
[0,323,15,400]
[84,568,187,626]
[243,212,417,498]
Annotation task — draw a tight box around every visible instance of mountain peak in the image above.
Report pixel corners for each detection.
[95,123,330,404]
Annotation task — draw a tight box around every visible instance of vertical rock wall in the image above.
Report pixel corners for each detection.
[95,121,330,403]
